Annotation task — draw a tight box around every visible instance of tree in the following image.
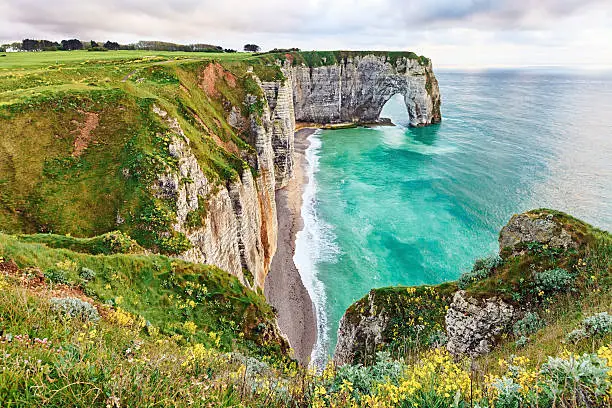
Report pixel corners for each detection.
[22,39,39,51]
[104,41,120,50]
[243,44,260,52]
[90,40,98,48]
[61,39,83,51]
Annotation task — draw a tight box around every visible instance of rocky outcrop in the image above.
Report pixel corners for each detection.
[445,291,514,357]
[334,290,389,367]
[261,78,296,189]
[288,55,441,127]
[153,105,272,289]
[499,212,578,255]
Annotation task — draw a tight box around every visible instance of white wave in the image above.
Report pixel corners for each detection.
[294,130,340,369]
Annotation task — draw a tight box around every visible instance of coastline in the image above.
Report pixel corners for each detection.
[265,128,318,365]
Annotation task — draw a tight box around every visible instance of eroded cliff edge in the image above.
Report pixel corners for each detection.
[0,50,441,294]
[166,52,442,290]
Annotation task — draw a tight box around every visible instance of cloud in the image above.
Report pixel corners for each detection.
[1,0,611,67]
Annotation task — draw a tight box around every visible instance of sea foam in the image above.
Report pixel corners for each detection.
[294,130,340,369]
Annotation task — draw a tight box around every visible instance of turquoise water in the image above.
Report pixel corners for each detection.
[295,69,612,365]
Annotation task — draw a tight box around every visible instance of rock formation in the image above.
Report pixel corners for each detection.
[499,212,578,255]
[445,291,514,357]
[288,55,441,127]
[334,290,390,367]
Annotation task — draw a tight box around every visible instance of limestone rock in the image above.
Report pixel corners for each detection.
[153,106,274,289]
[445,290,514,357]
[288,55,441,127]
[499,213,578,255]
[261,76,296,189]
[334,291,389,367]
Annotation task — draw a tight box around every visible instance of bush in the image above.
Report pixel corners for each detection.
[458,254,502,289]
[582,312,612,337]
[540,353,611,403]
[515,335,529,347]
[533,268,574,294]
[566,328,588,344]
[427,330,448,348]
[567,312,612,343]
[79,267,96,282]
[44,268,70,285]
[513,312,545,337]
[103,231,139,254]
[50,297,100,322]
[332,352,402,397]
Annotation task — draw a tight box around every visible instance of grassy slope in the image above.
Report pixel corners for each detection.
[0,270,297,407]
[0,232,288,359]
[0,51,266,251]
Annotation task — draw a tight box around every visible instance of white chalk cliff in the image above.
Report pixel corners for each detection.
[160,53,441,289]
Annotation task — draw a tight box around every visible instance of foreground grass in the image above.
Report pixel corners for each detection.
[1,216,611,407]
[1,271,609,407]
[0,233,288,360]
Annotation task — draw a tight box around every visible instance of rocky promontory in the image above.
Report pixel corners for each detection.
[334,209,610,365]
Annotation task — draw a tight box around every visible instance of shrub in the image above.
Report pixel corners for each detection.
[540,353,611,403]
[102,231,138,254]
[458,254,502,289]
[582,312,612,337]
[332,352,402,397]
[513,312,545,338]
[50,297,100,322]
[427,330,448,348]
[44,268,70,285]
[566,312,612,343]
[79,267,96,282]
[515,335,529,347]
[533,268,574,294]
[566,328,588,344]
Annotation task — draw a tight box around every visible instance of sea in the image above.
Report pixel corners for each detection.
[293,68,612,367]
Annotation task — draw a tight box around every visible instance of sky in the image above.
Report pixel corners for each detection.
[1,0,611,69]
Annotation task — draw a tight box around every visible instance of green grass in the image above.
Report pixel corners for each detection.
[0,232,288,360]
[0,52,261,251]
[0,50,252,70]
[344,283,457,364]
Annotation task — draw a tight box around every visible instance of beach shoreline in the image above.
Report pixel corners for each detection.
[265,128,317,365]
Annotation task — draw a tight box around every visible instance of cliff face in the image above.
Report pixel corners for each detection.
[288,55,441,127]
[163,54,440,289]
[153,72,293,289]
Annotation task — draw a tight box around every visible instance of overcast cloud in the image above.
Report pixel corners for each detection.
[1,0,611,68]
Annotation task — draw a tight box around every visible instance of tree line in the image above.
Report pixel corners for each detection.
[1,39,301,54]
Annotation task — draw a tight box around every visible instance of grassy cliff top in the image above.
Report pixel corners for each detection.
[256,50,431,67]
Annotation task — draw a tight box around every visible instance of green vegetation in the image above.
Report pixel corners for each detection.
[0,232,288,359]
[257,50,430,68]
[0,51,268,254]
[344,283,457,363]
[15,231,141,255]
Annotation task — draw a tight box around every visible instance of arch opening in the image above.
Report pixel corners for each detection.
[379,93,411,127]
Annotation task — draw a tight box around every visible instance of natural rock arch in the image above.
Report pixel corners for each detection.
[288,54,441,127]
